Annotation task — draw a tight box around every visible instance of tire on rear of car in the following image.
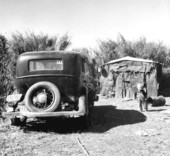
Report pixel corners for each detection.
[25,81,60,112]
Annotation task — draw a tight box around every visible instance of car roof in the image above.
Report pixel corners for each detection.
[21,51,81,56]
[20,50,92,62]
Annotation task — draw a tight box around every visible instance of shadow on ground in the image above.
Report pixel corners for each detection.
[22,105,146,133]
[90,105,146,133]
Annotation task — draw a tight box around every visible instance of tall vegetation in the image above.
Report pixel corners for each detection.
[9,31,71,54]
[94,34,170,67]
[0,35,10,106]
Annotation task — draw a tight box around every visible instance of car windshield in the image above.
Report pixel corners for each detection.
[29,59,63,71]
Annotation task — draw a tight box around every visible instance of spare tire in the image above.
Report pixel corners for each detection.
[25,81,60,112]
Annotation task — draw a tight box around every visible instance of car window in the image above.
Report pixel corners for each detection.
[29,59,63,71]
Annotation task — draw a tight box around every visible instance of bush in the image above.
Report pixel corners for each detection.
[9,31,71,55]
[0,35,9,107]
[152,96,166,107]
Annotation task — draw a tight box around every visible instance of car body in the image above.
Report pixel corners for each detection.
[3,51,99,127]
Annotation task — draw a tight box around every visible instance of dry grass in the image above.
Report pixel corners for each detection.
[1,97,170,156]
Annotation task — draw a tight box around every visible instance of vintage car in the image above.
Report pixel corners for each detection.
[3,51,99,127]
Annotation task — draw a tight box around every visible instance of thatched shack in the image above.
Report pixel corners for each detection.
[100,56,162,99]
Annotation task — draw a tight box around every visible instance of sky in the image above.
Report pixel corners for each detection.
[0,0,170,49]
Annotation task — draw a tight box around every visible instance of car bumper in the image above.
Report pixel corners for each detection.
[2,101,86,118]
[2,111,85,118]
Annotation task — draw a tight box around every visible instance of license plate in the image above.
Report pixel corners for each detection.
[6,94,22,102]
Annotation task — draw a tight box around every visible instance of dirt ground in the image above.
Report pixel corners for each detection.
[1,97,170,156]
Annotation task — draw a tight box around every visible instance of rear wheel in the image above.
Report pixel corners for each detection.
[25,82,60,112]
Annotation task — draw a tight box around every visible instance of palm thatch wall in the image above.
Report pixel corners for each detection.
[100,56,162,99]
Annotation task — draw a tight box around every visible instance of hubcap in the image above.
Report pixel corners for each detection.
[32,88,54,109]
[37,93,47,103]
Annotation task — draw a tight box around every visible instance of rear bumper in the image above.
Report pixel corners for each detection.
[2,110,85,118]
[2,100,86,118]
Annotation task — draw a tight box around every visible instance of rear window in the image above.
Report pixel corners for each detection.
[29,59,63,71]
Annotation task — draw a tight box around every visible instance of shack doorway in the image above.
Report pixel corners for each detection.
[114,72,145,99]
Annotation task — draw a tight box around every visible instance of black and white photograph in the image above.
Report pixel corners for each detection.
[0,0,170,155]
